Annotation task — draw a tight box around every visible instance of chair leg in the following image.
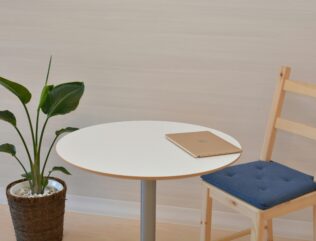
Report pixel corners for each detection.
[250,227,256,241]
[200,187,212,241]
[250,217,265,241]
[313,205,316,241]
[267,220,273,241]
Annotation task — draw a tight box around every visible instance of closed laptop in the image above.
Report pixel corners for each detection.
[166,131,241,158]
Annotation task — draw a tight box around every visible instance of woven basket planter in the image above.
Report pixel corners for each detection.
[6,177,67,241]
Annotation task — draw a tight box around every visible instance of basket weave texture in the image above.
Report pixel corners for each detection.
[6,177,67,241]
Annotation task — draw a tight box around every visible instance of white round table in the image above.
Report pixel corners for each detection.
[56,121,241,241]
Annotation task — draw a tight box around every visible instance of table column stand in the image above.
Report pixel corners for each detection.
[141,180,156,241]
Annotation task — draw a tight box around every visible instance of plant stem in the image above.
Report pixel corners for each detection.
[14,155,32,189]
[38,116,49,161]
[22,104,36,159]
[14,126,33,172]
[32,162,42,193]
[35,108,40,148]
[33,116,50,193]
[34,109,40,192]
[14,155,29,178]
[47,170,52,178]
[14,126,36,192]
[41,135,58,180]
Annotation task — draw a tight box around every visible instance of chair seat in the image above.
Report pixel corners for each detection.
[201,160,316,210]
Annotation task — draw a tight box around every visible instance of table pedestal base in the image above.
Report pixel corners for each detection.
[141,180,156,241]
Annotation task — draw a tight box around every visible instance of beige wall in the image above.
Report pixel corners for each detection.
[0,0,316,221]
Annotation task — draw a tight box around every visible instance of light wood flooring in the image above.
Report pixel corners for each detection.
[0,205,305,241]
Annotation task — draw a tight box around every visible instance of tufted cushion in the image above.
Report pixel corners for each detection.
[201,160,316,210]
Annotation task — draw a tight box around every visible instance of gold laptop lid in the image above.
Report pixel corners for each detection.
[166,131,241,158]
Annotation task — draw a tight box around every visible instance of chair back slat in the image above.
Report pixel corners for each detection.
[284,79,316,98]
[261,66,316,161]
[275,118,316,141]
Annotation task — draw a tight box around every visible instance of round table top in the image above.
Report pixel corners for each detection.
[56,121,241,180]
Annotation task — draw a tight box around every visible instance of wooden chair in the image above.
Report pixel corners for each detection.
[200,66,316,241]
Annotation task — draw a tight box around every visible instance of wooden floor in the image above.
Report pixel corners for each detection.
[0,205,305,241]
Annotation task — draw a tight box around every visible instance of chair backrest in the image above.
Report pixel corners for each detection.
[260,66,316,163]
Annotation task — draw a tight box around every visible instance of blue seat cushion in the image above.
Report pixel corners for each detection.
[201,160,316,210]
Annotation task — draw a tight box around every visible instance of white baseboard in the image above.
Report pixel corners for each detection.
[0,187,312,240]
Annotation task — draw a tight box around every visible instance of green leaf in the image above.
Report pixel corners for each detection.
[55,127,78,136]
[38,85,53,109]
[0,143,16,156]
[0,76,31,104]
[41,82,84,117]
[50,166,71,175]
[21,172,33,180]
[0,110,16,126]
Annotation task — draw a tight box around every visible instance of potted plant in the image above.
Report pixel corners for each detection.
[0,57,85,241]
